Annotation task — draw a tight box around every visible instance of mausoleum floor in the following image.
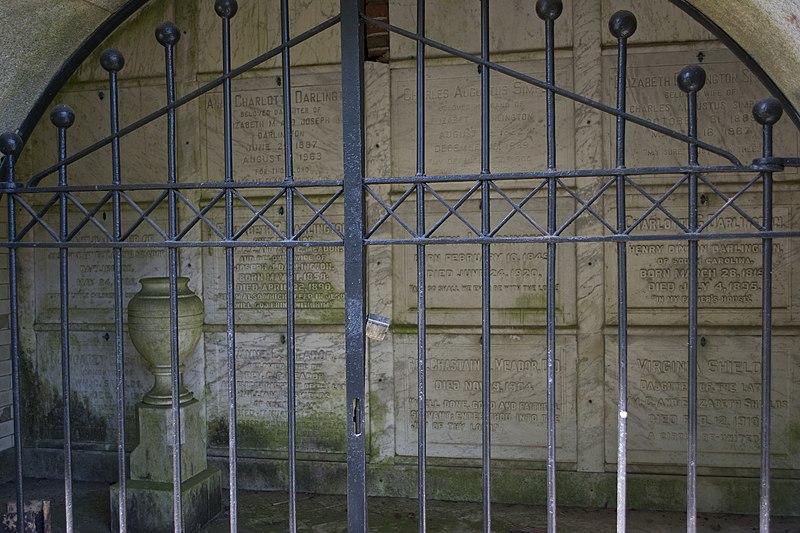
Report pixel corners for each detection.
[1,478,799,532]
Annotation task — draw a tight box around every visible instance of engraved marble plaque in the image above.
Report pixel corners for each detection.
[603,49,800,171]
[395,333,577,461]
[604,192,797,326]
[33,330,151,445]
[393,198,577,326]
[605,335,799,469]
[204,71,343,182]
[205,331,347,453]
[202,198,345,325]
[29,205,167,324]
[392,59,575,178]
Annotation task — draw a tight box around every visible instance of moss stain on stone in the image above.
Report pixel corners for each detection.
[208,412,345,452]
[20,353,109,444]
[785,422,800,454]
[368,391,388,457]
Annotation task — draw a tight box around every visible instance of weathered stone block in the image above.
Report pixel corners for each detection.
[110,468,221,533]
[130,399,208,483]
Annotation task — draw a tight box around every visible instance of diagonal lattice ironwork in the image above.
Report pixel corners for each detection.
[697,173,764,232]
[624,174,689,234]
[232,188,286,241]
[555,177,617,236]
[424,182,482,238]
[119,190,169,242]
[292,188,344,240]
[66,192,113,242]
[14,193,59,242]
[489,179,548,237]
[365,183,417,239]
[175,189,226,241]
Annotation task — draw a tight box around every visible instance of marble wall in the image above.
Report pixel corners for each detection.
[11,0,800,512]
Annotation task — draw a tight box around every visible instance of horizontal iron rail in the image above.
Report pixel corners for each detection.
[25,14,341,188]
[362,15,742,166]
[3,164,781,195]
[1,230,798,248]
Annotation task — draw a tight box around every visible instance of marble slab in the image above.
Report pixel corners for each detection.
[395,333,577,461]
[605,334,799,469]
[601,0,714,45]
[197,0,341,74]
[389,0,573,59]
[32,330,153,445]
[602,48,800,172]
[392,198,577,327]
[604,191,797,326]
[391,59,575,178]
[205,331,347,453]
[19,84,170,186]
[28,204,168,325]
[204,70,344,182]
[201,197,345,325]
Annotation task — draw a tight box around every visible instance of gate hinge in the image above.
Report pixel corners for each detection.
[752,157,800,170]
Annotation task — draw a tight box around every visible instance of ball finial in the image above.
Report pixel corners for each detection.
[677,65,706,93]
[100,48,125,72]
[155,21,181,46]
[609,10,637,39]
[535,0,563,21]
[0,132,23,158]
[752,97,783,126]
[215,0,238,18]
[50,104,76,129]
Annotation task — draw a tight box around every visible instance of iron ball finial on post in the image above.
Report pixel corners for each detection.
[535,0,563,21]
[100,48,126,72]
[50,104,76,130]
[609,10,637,40]
[677,65,706,93]
[0,132,23,158]
[752,97,783,126]
[214,0,239,19]
[155,21,181,47]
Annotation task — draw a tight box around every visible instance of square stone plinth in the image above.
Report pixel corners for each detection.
[130,399,208,483]
[110,467,221,533]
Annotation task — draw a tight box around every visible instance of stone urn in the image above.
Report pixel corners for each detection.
[128,277,203,406]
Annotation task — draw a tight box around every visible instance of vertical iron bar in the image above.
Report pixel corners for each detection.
[340,1,368,531]
[0,132,24,533]
[156,22,183,532]
[687,91,699,533]
[214,2,239,531]
[678,64,705,533]
[480,1,491,532]
[536,2,562,532]
[415,0,427,531]
[609,11,635,533]
[101,47,127,532]
[752,97,781,533]
[280,1,298,530]
[52,104,76,533]
[760,126,773,533]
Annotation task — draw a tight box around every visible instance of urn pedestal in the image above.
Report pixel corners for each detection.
[110,277,221,533]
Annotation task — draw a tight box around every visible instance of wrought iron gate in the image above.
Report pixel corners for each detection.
[0,0,797,532]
